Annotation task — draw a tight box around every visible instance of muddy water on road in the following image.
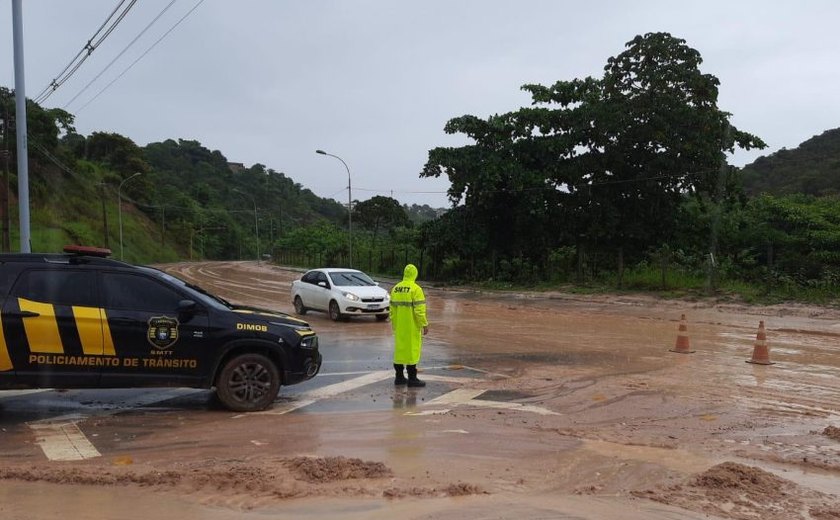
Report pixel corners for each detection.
[2,261,838,519]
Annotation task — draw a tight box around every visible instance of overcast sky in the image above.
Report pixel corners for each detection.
[2,1,839,208]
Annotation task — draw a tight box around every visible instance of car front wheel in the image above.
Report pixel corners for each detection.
[215,353,281,412]
[329,300,342,321]
[293,295,307,315]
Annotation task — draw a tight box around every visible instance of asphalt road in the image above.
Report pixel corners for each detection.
[2,261,838,520]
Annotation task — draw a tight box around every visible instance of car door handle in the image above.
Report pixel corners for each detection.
[14,311,40,318]
[109,317,137,324]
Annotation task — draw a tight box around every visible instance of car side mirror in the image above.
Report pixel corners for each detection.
[317,281,327,288]
[178,299,197,313]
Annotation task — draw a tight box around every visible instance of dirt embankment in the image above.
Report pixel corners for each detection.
[633,462,840,520]
[0,456,484,503]
[823,426,840,442]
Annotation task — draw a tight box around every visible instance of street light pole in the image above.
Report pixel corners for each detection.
[118,172,142,260]
[234,189,260,262]
[316,149,352,267]
[12,0,31,252]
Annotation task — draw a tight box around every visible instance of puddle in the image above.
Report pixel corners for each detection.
[759,463,840,496]
[477,390,535,402]
[581,439,716,474]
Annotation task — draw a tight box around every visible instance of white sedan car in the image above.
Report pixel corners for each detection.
[291,268,390,321]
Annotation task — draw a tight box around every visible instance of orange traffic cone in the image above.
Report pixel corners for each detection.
[669,314,695,354]
[746,320,774,365]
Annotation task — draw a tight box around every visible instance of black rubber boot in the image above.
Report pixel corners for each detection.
[407,365,425,388]
[394,364,407,385]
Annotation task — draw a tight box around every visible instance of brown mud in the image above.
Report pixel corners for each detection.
[1,260,838,519]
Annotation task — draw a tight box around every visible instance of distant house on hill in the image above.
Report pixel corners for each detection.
[227,162,245,173]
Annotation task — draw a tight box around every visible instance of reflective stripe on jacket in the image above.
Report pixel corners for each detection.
[390,264,427,365]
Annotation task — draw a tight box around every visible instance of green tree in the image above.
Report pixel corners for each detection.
[86,132,149,174]
[353,195,411,245]
[421,32,766,282]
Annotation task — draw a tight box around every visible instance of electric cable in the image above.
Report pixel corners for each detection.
[32,0,129,103]
[28,138,79,177]
[75,0,206,113]
[34,0,138,104]
[63,0,179,109]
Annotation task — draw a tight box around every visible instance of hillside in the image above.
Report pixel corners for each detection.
[2,84,448,272]
[0,86,349,262]
[740,128,840,196]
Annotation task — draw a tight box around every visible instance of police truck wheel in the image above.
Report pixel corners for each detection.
[376,314,388,322]
[215,353,280,412]
[293,296,307,315]
[329,300,342,321]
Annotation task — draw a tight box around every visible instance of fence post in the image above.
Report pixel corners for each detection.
[419,248,424,277]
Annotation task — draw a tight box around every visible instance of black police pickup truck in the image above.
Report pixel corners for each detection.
[0,246,321,412]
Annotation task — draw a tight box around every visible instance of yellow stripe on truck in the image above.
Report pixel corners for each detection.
[0,313,12,371]
[101,309,116,356]
[18,298,64,354]
[73,306,103,356]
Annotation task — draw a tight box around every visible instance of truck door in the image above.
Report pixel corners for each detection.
[0,308,14,384]
[97,271,210,387]
[3,268,104,387]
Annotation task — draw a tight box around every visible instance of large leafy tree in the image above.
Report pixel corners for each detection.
[590,33,764,255]
[352,195,411,244]
[86,132,149,174]
[422,33,766,275]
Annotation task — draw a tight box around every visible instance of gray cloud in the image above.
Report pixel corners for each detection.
[3,1,839,207]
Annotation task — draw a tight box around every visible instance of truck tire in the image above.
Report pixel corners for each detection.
[215,353,280,412]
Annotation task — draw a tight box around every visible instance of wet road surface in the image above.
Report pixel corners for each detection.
[1,261,839,519]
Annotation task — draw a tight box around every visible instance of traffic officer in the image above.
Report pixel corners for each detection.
[390,263,429,387]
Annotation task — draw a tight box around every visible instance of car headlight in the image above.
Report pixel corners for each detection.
[343,292,360,301]
[300,336,318,349]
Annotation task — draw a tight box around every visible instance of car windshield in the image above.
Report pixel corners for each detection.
[328,271,376,287]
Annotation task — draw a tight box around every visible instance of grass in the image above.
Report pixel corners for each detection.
[439,265,840,308]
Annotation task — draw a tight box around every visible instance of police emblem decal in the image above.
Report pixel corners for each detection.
[147,316,180,350]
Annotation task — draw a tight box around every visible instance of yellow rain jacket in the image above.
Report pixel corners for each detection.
[390,264,428,365]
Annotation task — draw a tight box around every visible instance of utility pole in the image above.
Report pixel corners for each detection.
[12,0,31,252]
[99,183,109,248]
[160,205,166,247]
[118,172,142,260]
[0,99,10,252]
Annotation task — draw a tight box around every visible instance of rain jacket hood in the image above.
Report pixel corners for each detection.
[402,264,418,283]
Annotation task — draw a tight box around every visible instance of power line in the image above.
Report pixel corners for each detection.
[75,0,207,113]
[327,187,348,198]
[63,0,179,109]
[34,0,138,105]
[28,137,79,177]
[32,0,129,102]
[354,187,447,194]
[353,167,721,198]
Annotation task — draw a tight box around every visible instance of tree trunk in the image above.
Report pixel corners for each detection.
[660,254,667,290]
[617,246,624,289]
[576,243,584,282]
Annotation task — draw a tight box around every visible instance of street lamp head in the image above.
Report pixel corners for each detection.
[315,149,326,155]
